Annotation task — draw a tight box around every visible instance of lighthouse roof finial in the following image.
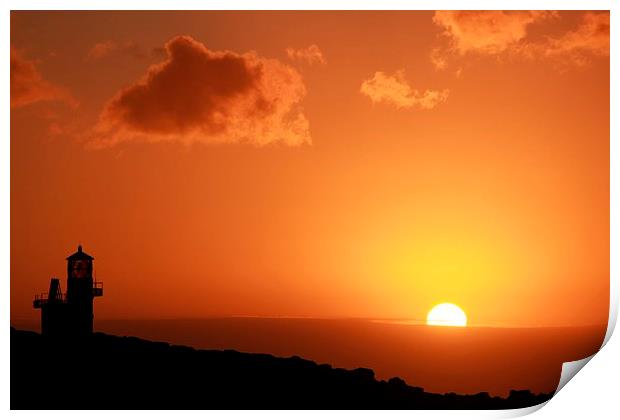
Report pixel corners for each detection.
[67,244,94,261]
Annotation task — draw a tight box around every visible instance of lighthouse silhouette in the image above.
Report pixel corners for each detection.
[33,245,103,337]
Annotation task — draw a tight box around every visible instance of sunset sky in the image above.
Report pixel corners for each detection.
[10,11,609,328]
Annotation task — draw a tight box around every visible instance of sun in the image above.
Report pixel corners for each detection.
[426,303,467,327]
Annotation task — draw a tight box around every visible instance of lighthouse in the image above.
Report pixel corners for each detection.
[33,245,103,337]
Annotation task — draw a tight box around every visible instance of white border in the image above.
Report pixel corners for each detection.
[2,0,616,11]
[3,1,617,419]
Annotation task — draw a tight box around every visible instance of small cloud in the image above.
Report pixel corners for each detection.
[91,35,311,148]
[86,40,117,60]
[360,70,449,110]
[286,44,326,65]
[86,40,153,61]
[430,47,448,70]
[47,121,64,136]
[10,46,76,108]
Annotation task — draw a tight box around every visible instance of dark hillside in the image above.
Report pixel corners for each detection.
[10,327,552,409]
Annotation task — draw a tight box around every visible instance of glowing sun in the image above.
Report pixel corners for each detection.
[426,303,468,327]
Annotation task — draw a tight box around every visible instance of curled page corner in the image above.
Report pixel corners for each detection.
[554,355,595,395]
[493,354,599,419]
[602,297,618,347]
[549,283,619,398]
[494,400,550,418]
[551,294,618,396]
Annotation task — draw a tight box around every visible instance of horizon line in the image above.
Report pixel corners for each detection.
[10,315,610,330]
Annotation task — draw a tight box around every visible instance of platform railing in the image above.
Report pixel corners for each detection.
[33,292,67,308]
[93,281,104,297]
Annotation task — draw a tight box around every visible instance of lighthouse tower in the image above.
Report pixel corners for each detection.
[66,245,101,335]
[33,245,103,337]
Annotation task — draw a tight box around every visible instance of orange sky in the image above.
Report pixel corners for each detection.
[10,11,609,327]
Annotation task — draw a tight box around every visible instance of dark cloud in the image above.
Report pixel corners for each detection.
[92,35,311,147]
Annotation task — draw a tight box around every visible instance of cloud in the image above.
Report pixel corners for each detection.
[433,11,556,55]
[360,70,449,110]
[87,40,117,60]
[527,12,610,64]
[431,11,609,69]
[429,47,448,70]
[86,40,159,61]
[10,46,75,108]
[92,35,311,147]
[286,44,326,65]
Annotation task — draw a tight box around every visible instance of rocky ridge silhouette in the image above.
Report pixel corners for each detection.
[10,327,552,409]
